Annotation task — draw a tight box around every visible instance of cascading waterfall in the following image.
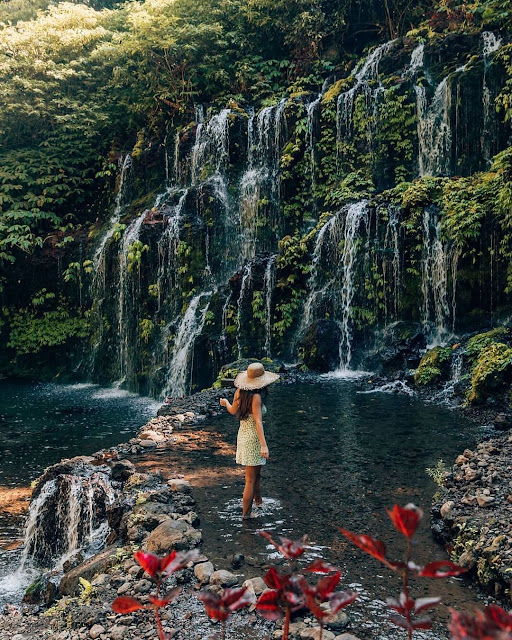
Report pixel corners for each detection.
[264,255,277,357]
[20,469,115,570]
[336,201,369,369]
[481,31,503,163]
[191,108,231,184]
[382,204,402,321]
[236,264,252,359]
[336,40,396,152]
[162,291,213,398]
[306,88,325,192]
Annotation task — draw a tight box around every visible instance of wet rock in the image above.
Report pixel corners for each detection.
[145,519,201,553]
[229,552,245,569]
[89,626,105,639]
[59,545,119,596]
[440,501,455,519]
[209,570,238,587]
[167,479,192,494]
[194,561,214,583]
[298,320,342,373]
[494,413,511,430]
[110,460,136,481]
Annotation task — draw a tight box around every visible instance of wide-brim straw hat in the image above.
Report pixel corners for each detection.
[234,362,280,390]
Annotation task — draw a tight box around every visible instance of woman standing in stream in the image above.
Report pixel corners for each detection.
[219,362,279,519]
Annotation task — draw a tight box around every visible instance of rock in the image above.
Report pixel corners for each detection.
[458,549,477,570]
[140,430,166,442]
[110,626,128,640]
[242,576,266,596]
[59,545,119,596]
[89,626,105,639]
[110,459,136,481]
[134,579,152,594]
[334,635,362,640]
[230,552,245,569]
[194,561,214,583]
[300,628,335,640]
[91,574,109,587]
[494,413,511,430]
[325,611,349,630]
[145,519,201,554]
[440,501,455,519]
[168,479,192,494]
[209,570,238,587]
[117,582,132,595]
[139,439,158,448]
[476,494,495,507]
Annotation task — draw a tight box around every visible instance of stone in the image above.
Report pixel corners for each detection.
[230,552,245,569]
[242,576,266,596]
[300,628,335,640]
[110,626,128,640]
[145,519,201,554]
[168,479,192,494]
[455,455,468,466]
[209,570,238,587]
[117,582,132,595]
[194,561,214,583]
[458,549,477,570]
[440,501,455,519]
[140,430,166,442]
[91,574,109,587]
[59,545,119,596]
[334,635,362,640]
[134,579,152,594]
[325,611,349,630]
[110,459,136,481]
[476,494,495,507]
[89,626,105,639]
[139,440,158,448]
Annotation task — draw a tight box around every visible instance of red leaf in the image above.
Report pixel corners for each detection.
[304,592,327,620]
[197,592,229,622]
[223,587,254,612]
[134,551,160,579]
[256,589,283,621]
[338,528,395,569]
[112,596,144,613]
[414,596,441,614]
[417,560,466,578]
[264,567,290,590]
[411,617,432,630]
[329,590,357,614]
[486,604,512,631]
[304,559,339,574]
[259,531,306,560]
[162,549,200,575]
[389,613,413,631]
[386,504,423,539]
[315,572,341,599]
[148,586,182,608]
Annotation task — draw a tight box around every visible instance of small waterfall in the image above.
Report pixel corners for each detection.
[416,75,453,177]
[336,40,396,150]
[336,201,369,369]
[264,255,277,357]
[306,89,324,192]
[191,108,231,184]
[481,32,503,163]
[162,291,213,398]
[405,43,424,78]
[219,290,233,359]
[382,205,401,321]
[421,207,460,342]
[236,264,252,359]
[21,469,115,570]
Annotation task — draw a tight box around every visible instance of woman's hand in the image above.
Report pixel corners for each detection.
[219,398,228,408]
[260,444,269,459]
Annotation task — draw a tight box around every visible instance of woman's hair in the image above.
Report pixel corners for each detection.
[236,387,268,420]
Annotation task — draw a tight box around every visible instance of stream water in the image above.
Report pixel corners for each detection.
[0,381,159,604]
[160,375,490,639]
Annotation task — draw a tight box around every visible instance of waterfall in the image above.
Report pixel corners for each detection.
[306,89,324,192]
[191,108,231,184]
[416,76,453,177]
[382,205,401,321]
[219,290,232,359]
[336,201,369,369]
[336,40,396,150]
[481,32,503,163]
[162,291,213,398]
[236,264,252,359]
[21,469,115,570]
[264,255,277,357]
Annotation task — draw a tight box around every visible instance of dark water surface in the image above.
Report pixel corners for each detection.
[169,374,490,639]
[0,380,159,603]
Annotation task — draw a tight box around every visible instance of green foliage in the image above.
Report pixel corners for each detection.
[126,240,149,272]
[7,304,90,355]
[139,318,154,343]
[426,459,446,487]
[414,346,453,386]
[467,342,512,404]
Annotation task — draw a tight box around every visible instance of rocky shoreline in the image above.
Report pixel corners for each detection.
[0,385,360,640]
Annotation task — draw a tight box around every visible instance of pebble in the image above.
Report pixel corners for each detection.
[116,582,132,595]
[300,628,335,640]
[110,626,128,640]
[89,626,105,640]
[209,570,238,587]
[194,561,214,583]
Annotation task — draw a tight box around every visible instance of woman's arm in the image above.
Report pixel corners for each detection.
[219,388,240,415]
[251,393,269,459]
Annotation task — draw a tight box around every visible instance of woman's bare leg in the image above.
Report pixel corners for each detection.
[254,466,262,506]
[243,465,260,517]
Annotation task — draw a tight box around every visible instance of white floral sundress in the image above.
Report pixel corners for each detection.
[236,405,267,466]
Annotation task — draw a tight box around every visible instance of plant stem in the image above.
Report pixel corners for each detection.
[283,606,291,640]
[154,606,165,640]
[404,538,412,640]
[222,619,226,640]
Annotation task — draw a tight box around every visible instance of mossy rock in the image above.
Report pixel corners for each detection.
[466,327,510,364]
[467,342,512,404]
[414,346,453,386]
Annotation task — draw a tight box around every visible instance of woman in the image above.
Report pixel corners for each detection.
[219,362,279,519]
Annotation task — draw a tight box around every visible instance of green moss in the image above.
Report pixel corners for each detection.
[467,342,512,404]
[414,346,453,386]
[321,78,349,104]
[466,327,509,363]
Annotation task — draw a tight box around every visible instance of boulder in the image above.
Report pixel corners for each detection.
[168,479,192,494]
[298,320,342,373]
[110,459,136,481]
[209,569,238,587]
[59,545,119,596]
[145,519,201,554]
[89,625,105,639]
[242,576,266,596]
[194,561,214,583]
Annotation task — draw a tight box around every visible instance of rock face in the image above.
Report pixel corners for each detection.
[299,320,342,372]
[59,545,120,596]
[432,433,512,600]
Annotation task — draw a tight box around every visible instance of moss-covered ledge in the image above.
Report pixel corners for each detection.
[431,433,512,601]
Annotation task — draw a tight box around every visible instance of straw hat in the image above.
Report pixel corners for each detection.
[234,362,280,390]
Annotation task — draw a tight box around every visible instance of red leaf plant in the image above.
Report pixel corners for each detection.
[339,503,466,639]
[449,605,512,640]
[112,549,199,640]
[256,531,356,640]
[198,587,254,640]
